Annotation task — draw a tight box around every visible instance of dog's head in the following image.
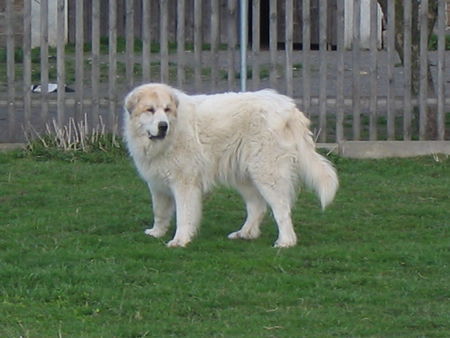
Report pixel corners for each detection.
[124,83,179,141]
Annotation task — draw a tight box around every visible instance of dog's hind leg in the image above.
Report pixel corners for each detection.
[167,184,202,247]
[254,179,297,248]
[228,182,267,240]
[145,188,175,238]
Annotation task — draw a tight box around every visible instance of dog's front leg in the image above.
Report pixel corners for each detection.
[145,186,174,238]
[167,184,202,248]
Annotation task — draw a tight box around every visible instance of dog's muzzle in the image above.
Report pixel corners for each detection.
[149,121,169,140]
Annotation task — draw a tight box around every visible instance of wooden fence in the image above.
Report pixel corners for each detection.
[0,0,449,143]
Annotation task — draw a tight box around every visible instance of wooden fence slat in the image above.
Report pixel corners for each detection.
[419,0,428,140]
[211,1,220,91]
[386,0,395,140]
[109,0,118,132]
[75,0,84,122]
[269,0,277,87]
[40,0,49,123]
[6,0,15,140]
[160,0,169,83]
[142,0,151,83]
[352,0,361,140]
[56,0,65,127]
[319,0,327,142]
[177,0,186,88]
[91,0,100,123]
[194,0,203,91]
[23,0,32,127]
[369,0,378,140]
[335,0,344,142]
[285,0,293,97]
[302,0,311,114]
[227,0,237,91]
[436,0,445,140]
[403,0,412,140]
[126,0,134,89]
[251,0,261,90]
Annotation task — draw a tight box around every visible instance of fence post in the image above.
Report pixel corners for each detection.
[319,0,327,142]
[91,0,100,124]
[126,0,134,89]
[142,0,151,83]
[251,0,261,90]
[75,0,84,123]
[211,1,220,91]
[419,0,428,140]
[109,0,118,133]
[23,0,32,129]
[437,0,446,140]
[352,0,361,140]
[176,0,186,88]
[269,0,277,87]
[56,0,65,127]
[302,0,311,114]
[285,0,293,97]
[240,0,248,92]
[336,0,345,142]
[369,0,379,141]
[40,0,49,124]
[6,0,16,140]
[227,0,237,91]
[160,0,169,83]
[386,0,395,140]
[194,0,203,91]
[403,0,412,140]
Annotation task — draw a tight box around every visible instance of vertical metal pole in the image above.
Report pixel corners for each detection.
[240,0,248,91]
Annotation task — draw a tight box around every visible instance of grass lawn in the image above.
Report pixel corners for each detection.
[0,151,449,337]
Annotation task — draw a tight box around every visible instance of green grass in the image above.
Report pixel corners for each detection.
[1,150,449,336]
[428,33,450,51]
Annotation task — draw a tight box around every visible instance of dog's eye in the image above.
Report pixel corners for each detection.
[164,107,170,112]
[147,107,155,113]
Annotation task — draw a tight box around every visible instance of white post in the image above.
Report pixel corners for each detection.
[240,0,248,91]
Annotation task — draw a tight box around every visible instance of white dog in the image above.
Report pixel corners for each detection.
[124,83,338,248]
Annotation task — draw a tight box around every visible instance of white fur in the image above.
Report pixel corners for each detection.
[124,83,338,248]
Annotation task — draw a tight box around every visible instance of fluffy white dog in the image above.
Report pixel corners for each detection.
[124,83,338,248]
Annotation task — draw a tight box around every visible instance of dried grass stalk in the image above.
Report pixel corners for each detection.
[24,114,121,153]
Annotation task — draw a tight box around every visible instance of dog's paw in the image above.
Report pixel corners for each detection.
[273,238,297,248]
[166,238,190,248]
[227,231,243,240]
[144,227,166,238]
[228,229,260,240]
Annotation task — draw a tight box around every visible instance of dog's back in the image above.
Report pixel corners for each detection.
[187,90,338,210]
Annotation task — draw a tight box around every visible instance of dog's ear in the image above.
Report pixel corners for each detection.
[170,91,179,108]
[124,91,139,114]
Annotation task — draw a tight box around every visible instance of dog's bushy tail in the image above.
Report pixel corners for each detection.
[295,112,339,210]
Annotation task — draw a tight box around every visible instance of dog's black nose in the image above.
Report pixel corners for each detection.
[158,122,168,132]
